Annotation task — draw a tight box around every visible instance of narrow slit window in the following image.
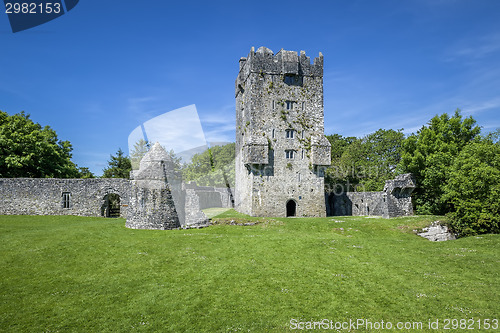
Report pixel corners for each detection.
[272,129,275,138]
[62,192,71,209]
[285,129,294,139]
[285,150,295,159]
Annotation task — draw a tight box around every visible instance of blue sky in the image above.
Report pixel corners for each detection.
[1,0,499,175]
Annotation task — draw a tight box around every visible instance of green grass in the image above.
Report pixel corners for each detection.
[0,212,498,332]
[202,207,233,219]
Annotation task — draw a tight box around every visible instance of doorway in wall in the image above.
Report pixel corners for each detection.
[102,193,121,218]
[286,199,297,217]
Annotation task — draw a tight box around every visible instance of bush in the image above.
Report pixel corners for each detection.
[444,135,500,236]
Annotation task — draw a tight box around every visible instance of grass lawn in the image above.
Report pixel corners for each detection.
[0,212,498,332]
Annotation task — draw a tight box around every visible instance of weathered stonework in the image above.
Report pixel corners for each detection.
[183,187,210,228]
[235,47,331,217]
[327,174,416,218]
[184,182,234,210]
[383,173,416,218]
[0,178,130,217]
[0,143,210,229]
[126,142,181,230]
[126,142,209,229]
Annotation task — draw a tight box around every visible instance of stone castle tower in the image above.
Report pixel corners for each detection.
[235,47,331,217]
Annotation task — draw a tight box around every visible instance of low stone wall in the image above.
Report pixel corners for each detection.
[0,178,130,218]
[326,174,416,218]
[184,183,234,209]
[347,192,388,216]
[327,192,387,217]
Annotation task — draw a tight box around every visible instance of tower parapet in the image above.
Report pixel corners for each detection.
[236,47,323,98]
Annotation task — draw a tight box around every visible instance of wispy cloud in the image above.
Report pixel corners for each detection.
[444,33,500,62]
[199,103,236,144]
[126,96,163,121]
[461,98,500,115]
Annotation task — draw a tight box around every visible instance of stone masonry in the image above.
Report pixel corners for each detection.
[235,47,331,217]
[126,142,209,229]
[126,142,181,229]
[0,178,130,217]
[328,173,416,218]
[0,143,210,229]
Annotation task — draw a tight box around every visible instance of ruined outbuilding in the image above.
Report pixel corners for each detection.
[127,142,209,229]
[126,142,182,229]
[327,173,416,218]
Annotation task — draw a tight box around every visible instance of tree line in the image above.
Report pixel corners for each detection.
[1,109,498,236]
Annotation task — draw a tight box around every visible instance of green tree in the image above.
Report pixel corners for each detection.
[165,148,183,177]
[78,167,95,178]
[182,143,235,187]
[443,135,500,236]
[398,110,481,215]
[102,148,132,178]
[326,134,357,159]
[130,139,150,170]
[325,129,404,193]
[0,110,80,178]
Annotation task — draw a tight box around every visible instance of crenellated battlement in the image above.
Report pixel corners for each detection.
[238,46,323,79]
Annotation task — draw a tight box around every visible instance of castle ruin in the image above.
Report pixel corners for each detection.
[235,47,331,217]
[0,47,415,225]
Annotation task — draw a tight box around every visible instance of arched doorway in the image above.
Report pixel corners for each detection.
[101,193,121,218]
[286,199,297,217]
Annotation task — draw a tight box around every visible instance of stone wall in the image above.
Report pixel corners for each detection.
[327,174,416,218]
[184,182,234,209]
[0,178,130,218]
[383,173,415,218]
[184,188,210,228]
